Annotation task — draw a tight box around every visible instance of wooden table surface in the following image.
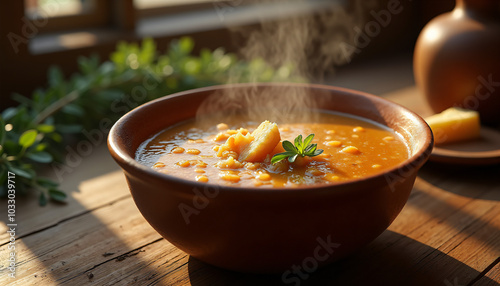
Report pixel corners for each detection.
[2,82,500,285]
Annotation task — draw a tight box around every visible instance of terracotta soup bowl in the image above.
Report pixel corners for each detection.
[108,83,433,273]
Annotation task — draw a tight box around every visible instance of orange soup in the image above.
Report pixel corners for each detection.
[136,111,409,187]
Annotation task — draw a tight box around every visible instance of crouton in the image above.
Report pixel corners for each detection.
[239,121,281,162]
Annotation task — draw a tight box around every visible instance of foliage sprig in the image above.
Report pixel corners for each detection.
[271,134,323,164]
[0,37,303,205]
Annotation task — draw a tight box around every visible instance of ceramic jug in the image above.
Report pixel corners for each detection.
[414,0,500,125]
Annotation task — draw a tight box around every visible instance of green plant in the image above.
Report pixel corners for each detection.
[0,37,303,205]
[271,134,323,164]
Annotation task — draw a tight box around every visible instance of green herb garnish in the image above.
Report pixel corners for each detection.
[271,134,324,164]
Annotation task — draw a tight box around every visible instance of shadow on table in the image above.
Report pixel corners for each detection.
[187,230,496,286]
[418,161,500,201]
[0,146,161,284]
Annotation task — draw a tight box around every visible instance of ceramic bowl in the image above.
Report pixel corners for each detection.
[108,83,433,273]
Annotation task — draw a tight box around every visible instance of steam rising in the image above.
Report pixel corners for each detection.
[196,0,375,125]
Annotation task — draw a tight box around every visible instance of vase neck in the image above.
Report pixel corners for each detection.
[455,0,500,15]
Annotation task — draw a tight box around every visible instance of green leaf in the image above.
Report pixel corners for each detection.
[49,189,67,202]
[270,151,297,164]
[288,154,298,163]
[312,149,324,156]
[48,66,64,87]
[303,134,314,148]
[7,165,33,179]
[39,192,48,206]
[3,141,22,154]
[179,37,194,54]
[51,133,63,142]
[2,108,18,121]
[35,143,47,152]
[19,129,38,148]
[27,151,53,163]
[184,59,201,75]
[294,135,303,152]
[98,61,115,75]
[37,124,55,133]
[138,38,156,65]
[282,140,296,152]
[271,134,324,164]
[305,143,317,154]
[73,75,93,91]
[37,177,59,189]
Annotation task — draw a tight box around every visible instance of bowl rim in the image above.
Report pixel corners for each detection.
[108,82,434,194]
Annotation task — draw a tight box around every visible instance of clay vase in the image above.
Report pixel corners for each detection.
[414,0,500,125]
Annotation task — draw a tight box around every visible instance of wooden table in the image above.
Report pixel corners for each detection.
[2,84,500,285]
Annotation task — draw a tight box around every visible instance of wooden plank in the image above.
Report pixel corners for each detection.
[410,193,500,284]
[0,197,162,285]
[61,239,191,285]
[476,260,500,285]
[0,146,128,244]
[57,237,290,286]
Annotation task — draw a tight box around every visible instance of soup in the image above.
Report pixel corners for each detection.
[136,111,409,187]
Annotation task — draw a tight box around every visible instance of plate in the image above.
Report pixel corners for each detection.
[429,126,500,165]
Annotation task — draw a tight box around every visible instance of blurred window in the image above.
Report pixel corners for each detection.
[134,0,235,18]
[25,0,95,18]
[24,0,108,33]
[134,0,214,10]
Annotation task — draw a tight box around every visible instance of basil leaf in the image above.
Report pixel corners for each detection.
[312,149,324,156]
[271,151,296,164]
[287,154,298,163]
[282,140,296,152]
[305,143,317,154]
[294,135,303,152]
[303,134,314,147]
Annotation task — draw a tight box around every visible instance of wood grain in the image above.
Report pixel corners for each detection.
[0,171,129,245]
[0,196,161,285]
[0,144,125,245]
[478,261,500,286]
